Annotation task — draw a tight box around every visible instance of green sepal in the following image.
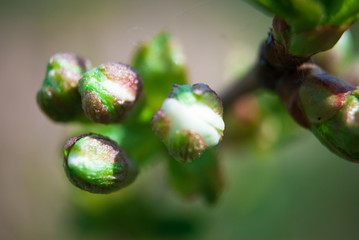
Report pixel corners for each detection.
[167,149,224,204]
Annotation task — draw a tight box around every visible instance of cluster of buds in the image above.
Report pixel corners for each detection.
[37,53,92,122]
[152,84,225,163]
[37,54,145,193]
[37,54,143,124]
[38,49,224,194]
[63,133,137,193]
[277,63,359,162]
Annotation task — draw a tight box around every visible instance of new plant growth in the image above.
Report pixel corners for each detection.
[37,0,359,203]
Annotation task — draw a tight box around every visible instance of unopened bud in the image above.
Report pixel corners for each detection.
[37,53,92,122]
[63,133,138,193]
[152,84,225,163]
[79,63,143,123]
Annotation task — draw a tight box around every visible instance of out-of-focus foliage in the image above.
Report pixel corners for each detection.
[167,149,223,204]
[225,90,302,152]
[132,32,188,119]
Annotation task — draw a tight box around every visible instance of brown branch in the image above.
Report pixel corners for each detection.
[221,32,310,111]
[220,63,263,111]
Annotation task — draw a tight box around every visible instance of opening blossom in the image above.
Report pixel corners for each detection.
[152,84,225,163]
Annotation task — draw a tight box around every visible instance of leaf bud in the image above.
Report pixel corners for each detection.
[63,133,138,193]
[79,62,143,123]
[277,63,359,162]
[311,91,359,162]
[37,53,92,122]
[151,84,225,163]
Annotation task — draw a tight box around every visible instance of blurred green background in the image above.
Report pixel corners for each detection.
[2,0,359,239]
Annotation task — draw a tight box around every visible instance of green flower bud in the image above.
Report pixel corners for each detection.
[79,62,143,123]
[151,84,225,163]
[37,53,92,122]
[63,133,138,193]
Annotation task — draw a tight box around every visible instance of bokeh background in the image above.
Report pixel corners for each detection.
[2,0,359,239]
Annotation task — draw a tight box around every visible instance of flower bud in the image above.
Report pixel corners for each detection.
[151,84,225,163]
[79,62,143,123]
[37,53,92,122]
[63,133,138,193]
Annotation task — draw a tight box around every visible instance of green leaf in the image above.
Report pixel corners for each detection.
[329,0,359,25]
[249,0,357,28]
[289,0,323,32]
[131,32,188,118]
[167,149,224,204]
[248,0,358,56]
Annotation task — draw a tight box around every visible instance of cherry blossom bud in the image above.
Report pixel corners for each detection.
[79,63,143,123]
[37,53,92,122]
[152,84,225,163]
[63,133,138,193]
